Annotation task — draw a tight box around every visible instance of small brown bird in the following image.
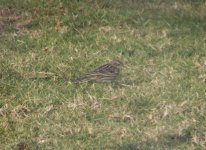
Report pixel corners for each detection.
[75,60,123,83]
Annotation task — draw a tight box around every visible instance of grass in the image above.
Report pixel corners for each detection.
[0,0,206,149]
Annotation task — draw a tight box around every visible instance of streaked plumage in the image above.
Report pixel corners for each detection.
[75,60,123,83]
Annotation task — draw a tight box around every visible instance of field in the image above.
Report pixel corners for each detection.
[0,0,206,149]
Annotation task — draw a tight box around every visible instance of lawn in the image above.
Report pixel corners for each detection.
[0,0,206,149]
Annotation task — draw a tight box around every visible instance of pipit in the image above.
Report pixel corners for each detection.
[75,60,123,83]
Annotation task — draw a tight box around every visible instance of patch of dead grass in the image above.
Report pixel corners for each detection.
[0,8,33,34]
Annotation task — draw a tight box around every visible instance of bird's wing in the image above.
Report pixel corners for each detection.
[92,64,118,74]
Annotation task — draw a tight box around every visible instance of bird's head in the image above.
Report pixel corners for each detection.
[111,60,123,68]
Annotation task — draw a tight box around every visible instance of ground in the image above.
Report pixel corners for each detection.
[0,0,206,149]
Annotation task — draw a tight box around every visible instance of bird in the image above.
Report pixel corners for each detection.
[75,60,123,83]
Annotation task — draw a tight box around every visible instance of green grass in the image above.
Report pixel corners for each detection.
[1,0,206,149]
